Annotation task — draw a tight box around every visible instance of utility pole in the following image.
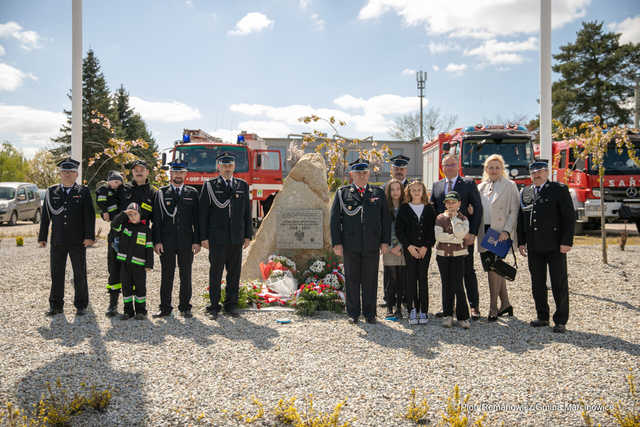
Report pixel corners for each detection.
[72,0,83,182]
[416,71,426,145]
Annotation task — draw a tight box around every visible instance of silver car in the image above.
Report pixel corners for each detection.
[0,182,42,225]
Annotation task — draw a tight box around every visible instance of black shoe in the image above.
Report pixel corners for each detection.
[45,308,63,317]
[553,324,566,333]
[225,307,240,317]
[348,317,359,324]
[365,317,377,324]
[105,293,118,317]
[488,315,498,322]
[181,309,193,318]
[435,311,444,318]
[134,313,147,320]
[120,312,134,320]
[530,319,549,327]
[394,308,403,319]
[76,308,87,316]
[498,306,513,317]
[208,310,219,320]
[152,311,171,318]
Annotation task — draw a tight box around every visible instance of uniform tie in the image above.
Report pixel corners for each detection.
[226,179,231,191]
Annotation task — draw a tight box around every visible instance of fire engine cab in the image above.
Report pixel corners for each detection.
[164,129,283,227]
[552,132,640,232]
[423,124,535,190]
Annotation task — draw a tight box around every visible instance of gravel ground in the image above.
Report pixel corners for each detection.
[0,237,638,426]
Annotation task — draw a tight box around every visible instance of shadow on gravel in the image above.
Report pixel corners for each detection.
[215,314,279,350]
[570,291,640,313]
[20,307,149,425]
[357,316,640,359]
[103,314,216,347]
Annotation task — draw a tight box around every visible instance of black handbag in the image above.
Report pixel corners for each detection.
[480,245,518,281]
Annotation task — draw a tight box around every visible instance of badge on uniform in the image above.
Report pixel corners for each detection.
[348,206,352,210]
[235,194,239,198]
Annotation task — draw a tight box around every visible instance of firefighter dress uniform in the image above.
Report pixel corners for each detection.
[96,170,125,316]
[152,161,200,317]
[330,158,391,323]
[199,152,252,317]
[111,203,154,320]
[120,160,158,224]
[517,160,576,332]
[38,157,95,316]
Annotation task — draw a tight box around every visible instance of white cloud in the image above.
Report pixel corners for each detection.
[228,12,274,36]
[311,13,325,31]
[0,104,65,149]
[0,21,42,50]
[432,65,439,71]
[444,63,467,74]
[401,68,416,76]
[608,15,640,44]
[129,96,201,122]
[0,45,5,56]
[299,0,311,9]
[428,41,460,54]
[334,94,418,116]
[185,0,193,7]
[464,37,537,65]
[358,0,589,38]
[0,63,37,91]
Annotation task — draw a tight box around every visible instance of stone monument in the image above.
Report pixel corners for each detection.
[240,153,332,281]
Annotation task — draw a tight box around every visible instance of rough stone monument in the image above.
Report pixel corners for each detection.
[240,153,332,281]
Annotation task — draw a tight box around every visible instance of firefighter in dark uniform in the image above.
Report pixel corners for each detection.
[152,161,201,318]
[96,170,125,317]
[382,154,410,311]
[38,157,95,316]
[120,160,157,225]
[199,152,252,319]
[330,158,391,324]
[517,160,576,333]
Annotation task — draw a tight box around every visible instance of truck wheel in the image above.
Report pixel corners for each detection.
[8,211,17,226]
[32,209,41,224]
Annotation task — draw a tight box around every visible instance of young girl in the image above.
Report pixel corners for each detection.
[396,180,436,325]
[383,179,406,318]
[434,191,471,329]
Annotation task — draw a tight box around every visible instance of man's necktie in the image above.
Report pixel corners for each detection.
[445,180,450,194]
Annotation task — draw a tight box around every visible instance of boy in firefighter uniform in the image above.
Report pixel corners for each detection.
[38,157,95,316]
[121,159,157,224]
[330,158,391,324]
[199,152,252,319]
[96,170,125,317]
[152,161,201,318]
[111,202,154,320]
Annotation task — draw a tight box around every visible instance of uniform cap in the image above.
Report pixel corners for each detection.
[390,154,410,167]
[130,159,149,170]
[444,191,461,202]
[126,202,140,212]
[529,160,549,172]
[107,170,124,182]
[57,157,79,171]
[216,152,236,164]
[349,158,370,171]
[169,161,188,171]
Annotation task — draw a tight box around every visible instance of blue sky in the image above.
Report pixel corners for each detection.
[1,0,639,158]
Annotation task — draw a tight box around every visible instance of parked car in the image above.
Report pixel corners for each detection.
[0,182,42,225]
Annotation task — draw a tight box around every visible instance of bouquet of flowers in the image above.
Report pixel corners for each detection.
[293,281,345,316]
[260,255,296,281]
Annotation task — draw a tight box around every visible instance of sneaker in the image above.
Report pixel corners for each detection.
[408,308,418,325]
[442,316,453,328]
[418,312,428,324]
[458,319,470,329]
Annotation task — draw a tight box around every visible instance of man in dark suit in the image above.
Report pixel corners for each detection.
[199,152,252,319]
[331,158,391,324]
[38,157,95,316]
[430,154,483,319]
[517,160,575,333]
[152,161,201,319]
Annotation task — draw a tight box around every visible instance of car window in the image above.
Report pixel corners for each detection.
[27,188,35,200]
[17,188,25,197]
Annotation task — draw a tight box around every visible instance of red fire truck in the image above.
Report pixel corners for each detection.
[164,129,283,227]
[551,132,640,232]
[423,124,535,190]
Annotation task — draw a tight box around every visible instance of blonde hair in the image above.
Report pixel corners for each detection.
[482,154,509,182]
[404,180,429,205]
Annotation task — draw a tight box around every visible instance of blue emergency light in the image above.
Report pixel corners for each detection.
[237,134,245,143]
[183,133,190,143]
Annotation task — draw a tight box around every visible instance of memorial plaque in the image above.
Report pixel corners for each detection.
[276,208,323,249]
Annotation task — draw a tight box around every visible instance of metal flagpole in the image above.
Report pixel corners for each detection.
[540,0,552,171]
[72,0,83,182]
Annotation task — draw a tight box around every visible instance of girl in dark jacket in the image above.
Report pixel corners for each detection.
[396,180,436,325]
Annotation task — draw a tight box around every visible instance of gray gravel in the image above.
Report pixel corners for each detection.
[0,237,638,426]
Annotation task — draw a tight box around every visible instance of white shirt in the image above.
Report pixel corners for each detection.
[444,176,459,194]
[409,203,424,218]
[172,184,184,195]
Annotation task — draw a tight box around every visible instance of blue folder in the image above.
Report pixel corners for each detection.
[480,228,511,258]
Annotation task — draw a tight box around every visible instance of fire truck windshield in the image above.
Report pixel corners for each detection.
[461,138,533,168]
[588,144,640,174]
[175,145,249,173]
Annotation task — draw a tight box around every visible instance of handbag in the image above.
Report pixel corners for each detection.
[480,245,518,281]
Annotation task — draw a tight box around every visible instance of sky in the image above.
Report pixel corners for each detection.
[1,0,639,158]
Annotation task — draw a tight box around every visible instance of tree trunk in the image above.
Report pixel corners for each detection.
[600,173,607,264]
